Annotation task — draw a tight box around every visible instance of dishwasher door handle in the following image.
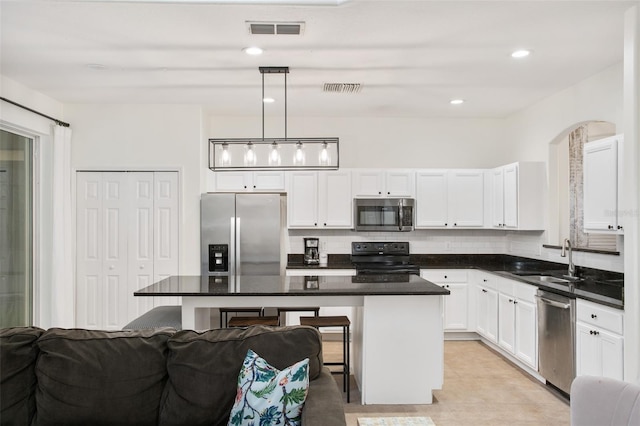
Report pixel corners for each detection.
[536,295,571,309]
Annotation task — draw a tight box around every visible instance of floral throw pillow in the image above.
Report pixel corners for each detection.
[228,349,310,426]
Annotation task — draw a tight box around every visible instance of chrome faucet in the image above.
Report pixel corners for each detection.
[561,238,576,278]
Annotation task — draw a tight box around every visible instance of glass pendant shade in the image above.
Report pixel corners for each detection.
[244,143,257,166]
[268,143,281,166]
[293,142,305,165]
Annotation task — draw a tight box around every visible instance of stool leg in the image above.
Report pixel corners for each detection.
[346,324,350,403]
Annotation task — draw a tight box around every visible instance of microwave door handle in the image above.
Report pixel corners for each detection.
[398,199,404,231]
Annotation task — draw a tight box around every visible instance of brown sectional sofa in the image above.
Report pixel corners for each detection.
[0,325,346,426]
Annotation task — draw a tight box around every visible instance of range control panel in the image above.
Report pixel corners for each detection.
[351,242,410,255]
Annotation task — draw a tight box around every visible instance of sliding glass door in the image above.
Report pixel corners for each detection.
[0,128,33,327]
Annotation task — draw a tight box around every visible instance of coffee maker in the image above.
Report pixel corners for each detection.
[303,238,320,265]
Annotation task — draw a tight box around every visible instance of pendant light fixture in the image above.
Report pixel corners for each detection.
[209,67,339,171]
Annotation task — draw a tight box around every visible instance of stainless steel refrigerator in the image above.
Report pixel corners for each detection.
[200,193,285,277]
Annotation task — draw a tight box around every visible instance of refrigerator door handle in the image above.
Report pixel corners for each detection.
[229,217,236,276]
[235,217,241,276]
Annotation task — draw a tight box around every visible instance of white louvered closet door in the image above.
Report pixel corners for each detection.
[76,171,179,330]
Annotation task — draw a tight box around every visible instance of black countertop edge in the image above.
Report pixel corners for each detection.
[134,291,446,297]
[542,244,620,256]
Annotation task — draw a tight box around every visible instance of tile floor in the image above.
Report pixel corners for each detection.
[323,340,570,426]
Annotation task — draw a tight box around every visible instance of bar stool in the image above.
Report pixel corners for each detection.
[276,307,320,326]
[219,307,263,328]
[299,315,350,402]
[227,316,280,328]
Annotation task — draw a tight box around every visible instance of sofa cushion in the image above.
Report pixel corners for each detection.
[228,349,309,426]
[0,327,44,426]
[159,325,323,426]
[33,327,175,426]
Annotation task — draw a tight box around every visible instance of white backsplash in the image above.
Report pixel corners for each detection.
[287,229,624,273]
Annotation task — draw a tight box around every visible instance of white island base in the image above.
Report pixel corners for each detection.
[181,293,444,405]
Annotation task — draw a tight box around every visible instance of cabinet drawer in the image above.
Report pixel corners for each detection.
[514,282,537,303]
[421,270,468,283]
[577,299,623,334]
[474,271,498,290]
[498,279,514,296]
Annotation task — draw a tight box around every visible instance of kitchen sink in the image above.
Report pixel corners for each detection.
[524,275,572,284]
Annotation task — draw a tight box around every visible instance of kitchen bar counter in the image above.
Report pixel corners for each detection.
[135,274,448,405]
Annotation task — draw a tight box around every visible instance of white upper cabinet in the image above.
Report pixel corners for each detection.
[210,170,285,192]
[584,135,624,234]
[352,169,415,197]
[287,170,352,229]
[490,162,545,230]
[287,171,318,228]
[415,170,449,227]
[416,170,485,228]
[447,170,485,228]
[318,170,353,228]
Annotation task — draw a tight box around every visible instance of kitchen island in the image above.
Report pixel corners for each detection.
[135,274,449,405]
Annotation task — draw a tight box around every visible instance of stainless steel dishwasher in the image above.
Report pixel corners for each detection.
[536,289,576,394]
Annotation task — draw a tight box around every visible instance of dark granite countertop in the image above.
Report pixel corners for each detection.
[134,274,450,297]
[286,253,624,309]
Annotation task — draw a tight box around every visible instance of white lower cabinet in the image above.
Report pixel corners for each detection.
[474,271,498,343]
[497,277,537,369]
[576,299,624,380]
[285,269,356,330]
[421,270,470,331]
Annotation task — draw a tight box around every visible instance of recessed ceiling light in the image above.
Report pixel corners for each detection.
[243,46,264,56]
[263,97,275,103]
[450,99,464,105]
[511,49,531,59]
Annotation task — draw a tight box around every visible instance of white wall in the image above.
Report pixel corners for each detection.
[64,104,204,274]
[498,62,626,273]
[0,75,62,328]
[505,62,624,163]
[208,116,508,168]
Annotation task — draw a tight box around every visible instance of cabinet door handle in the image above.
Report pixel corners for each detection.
[617,225,623,230]
[508,298,513,303]
[482,289,488,293]
[483,279,487,282]
[387,191,390,195]
[444,223,448,226]
[608,225,614,230]
[513,300,518,304]
[378,191,382,195]
[591,314,597,319]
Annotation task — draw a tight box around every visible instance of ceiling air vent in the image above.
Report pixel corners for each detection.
[247,21,305,35]
[323,83,362,93]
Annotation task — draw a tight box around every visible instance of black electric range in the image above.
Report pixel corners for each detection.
[350,242,420,281]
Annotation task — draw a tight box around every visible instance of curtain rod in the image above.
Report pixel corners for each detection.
[0,96,70,128]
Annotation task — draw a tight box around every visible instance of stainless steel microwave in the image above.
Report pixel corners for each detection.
[354,198,415,232]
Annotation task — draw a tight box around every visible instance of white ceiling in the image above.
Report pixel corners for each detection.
[0,0,635,118]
